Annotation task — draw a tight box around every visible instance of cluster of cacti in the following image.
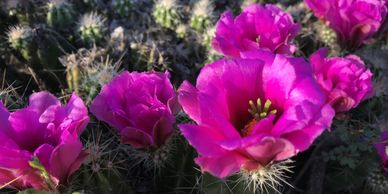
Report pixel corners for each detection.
[0,0,387,194]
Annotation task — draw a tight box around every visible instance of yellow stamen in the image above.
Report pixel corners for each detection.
[248,98,277,121]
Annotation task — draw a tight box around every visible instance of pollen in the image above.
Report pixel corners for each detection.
[248,98,277,121]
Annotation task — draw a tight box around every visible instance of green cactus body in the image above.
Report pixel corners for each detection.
[191,0,213,32]
[78,13,106,46]
[319,25,338,46]
[47,2,75,30]
[8,6,29,24]
[112,0,132,18]
[66,65,80,93]
[83,0,100,7]
[190,15,211,32]
[366,166,388,194]
[80,26,103,45]
[7,25,39,62]
[175,24,188,39]
[153,0,180,30]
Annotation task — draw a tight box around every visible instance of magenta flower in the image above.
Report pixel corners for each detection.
[211,4,300,58]
[90,71,180,149]
[178,50,334,178]
[305,0,387,48]
[309,48,374,113]
[375,130,388,172]
[0,92,89,190]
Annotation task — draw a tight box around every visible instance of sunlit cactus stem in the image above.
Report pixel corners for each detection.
[316,22,340,54]
[202,27,215,49]
[203,27,222,63]
[7,25,38,62]
[175,24,188,39]
[112,0,132,18]
[46,0,75,30]
[190,0,214,32]
[6,1,29,24]
[153,0,180,30]
[66,65,81,93]
[78,12,106,46]
[318,24,337,46]
[190,16,212,32]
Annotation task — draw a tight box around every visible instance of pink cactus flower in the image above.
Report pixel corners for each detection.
[0,92,89,190]
[211,4,300,58]
[305,0,387,48]
[375,130,388,172]
[178,50,334,178]
[90,71,180,149]
[309,48,374,113]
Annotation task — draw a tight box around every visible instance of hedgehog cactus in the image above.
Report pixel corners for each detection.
[63,54,81,93]
[70,124,133,194]
[202,27,215,49]
[175,24,188,39]
[0,1,387,194]
[108,26,127,56]
[46,0,75,30]
[190,0,213,32]
[366,165,388,194]
[60,47,119,104]
[153,0,180,30]
[83,0,100,7]
[5,0,29,24]
[112,0,132,18]
[6,25,37,61]
[202,27,222,63]
[78,12,106,46]
[316,22,339,50]
[80,58,120,104]
[126,138,176,170]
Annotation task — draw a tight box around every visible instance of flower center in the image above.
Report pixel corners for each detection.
[241,98,277,137]
[248,98,277,121]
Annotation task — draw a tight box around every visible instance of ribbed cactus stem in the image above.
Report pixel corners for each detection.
[78,12,106,46]
[153,0,180,30]
[190,0,213,32]
[112,0,132,17]
[47,1,75,29]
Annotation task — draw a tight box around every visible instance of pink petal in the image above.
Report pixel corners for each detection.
[49,130,83,182]
[33,144,54,171]
[195,153,245,178]
[119,127,154,148]
[28,92,61,115]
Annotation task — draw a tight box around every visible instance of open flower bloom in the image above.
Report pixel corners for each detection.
[305,0,387,48]
[309,48,374,113]
[0,92,89,189]
[178,50,334,178]
[90,71,180,149]
[211,3,300,58]
[375,130,388,172]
